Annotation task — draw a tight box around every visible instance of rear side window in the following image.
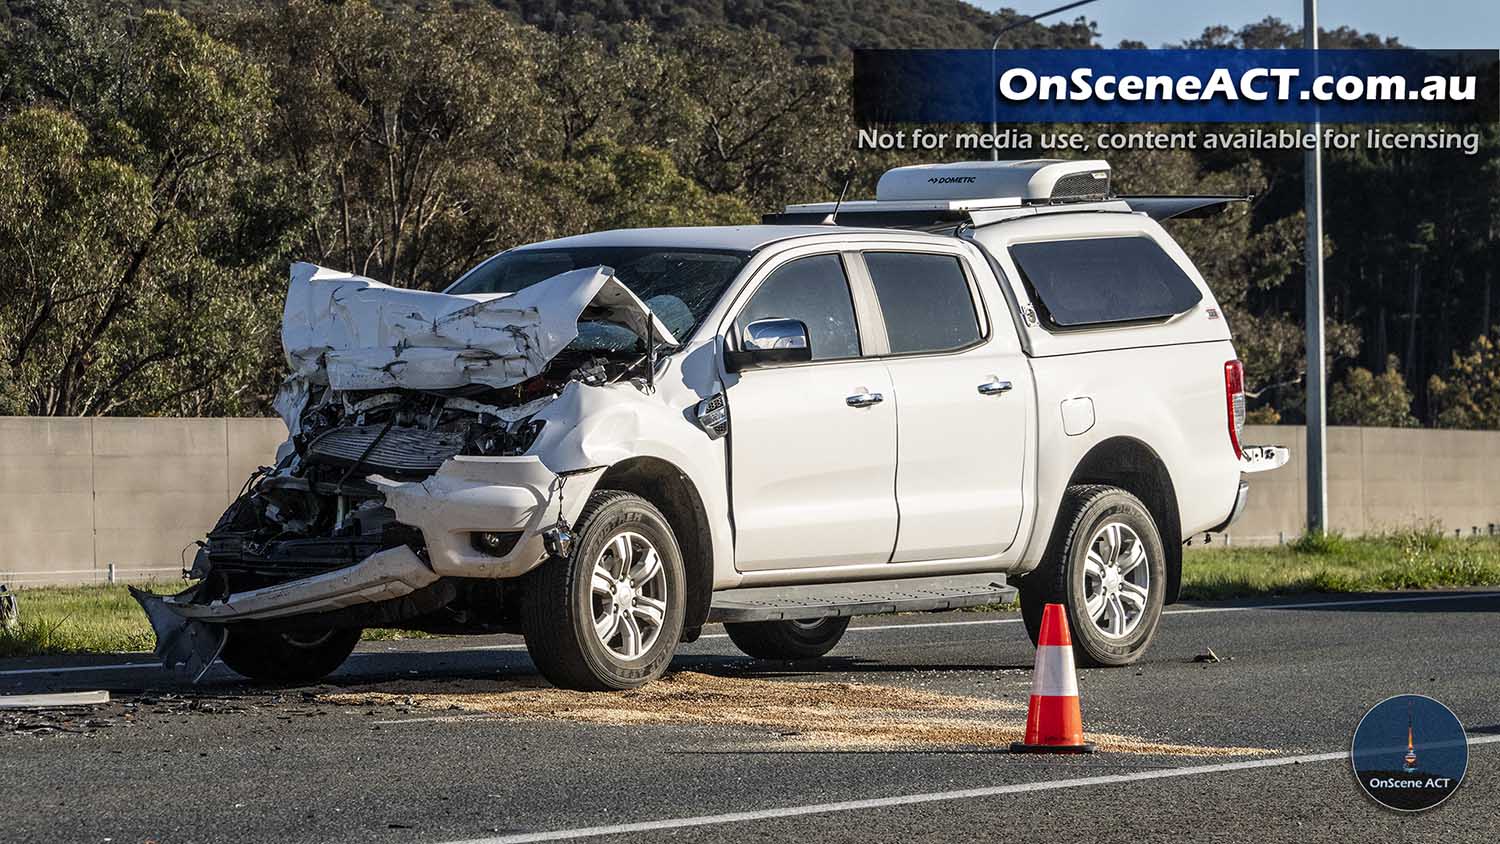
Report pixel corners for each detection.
[863,252,981,354]
[1008,236,1202,328]
[735,254,861,360]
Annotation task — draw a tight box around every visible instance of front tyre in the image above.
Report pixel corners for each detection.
[521,490,686,691]
[219,627,362,684]
[724,616,851,660]
[1019,485,1166,667]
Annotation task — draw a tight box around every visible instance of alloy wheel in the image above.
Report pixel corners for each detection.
[1082,521,1151,639]
[589,531,669,660]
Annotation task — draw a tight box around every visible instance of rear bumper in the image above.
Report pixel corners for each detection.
[1208,444,1290,533]
[1210,479,1252,532]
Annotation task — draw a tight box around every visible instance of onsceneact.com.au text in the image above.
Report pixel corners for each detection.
[997,67,1479,104]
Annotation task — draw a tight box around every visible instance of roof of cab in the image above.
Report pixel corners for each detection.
[510,225,952,253]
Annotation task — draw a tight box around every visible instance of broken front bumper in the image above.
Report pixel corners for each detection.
[370,454,587,579]
[135,455,593,680]
[133,545,441,681]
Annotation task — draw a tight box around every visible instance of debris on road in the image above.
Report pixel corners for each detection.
[0,690,109,710]
[320,671,1271,757]
[1193,648,1223,664]
[2,694,123,737]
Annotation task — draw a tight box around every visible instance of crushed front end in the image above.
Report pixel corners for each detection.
[135,261,676,680]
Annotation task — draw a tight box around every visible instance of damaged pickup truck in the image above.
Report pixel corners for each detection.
[137,159,1288,691]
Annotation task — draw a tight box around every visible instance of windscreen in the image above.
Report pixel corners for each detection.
[447,247,751,348]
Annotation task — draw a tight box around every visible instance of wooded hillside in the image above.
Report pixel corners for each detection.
[0,0,1494,427]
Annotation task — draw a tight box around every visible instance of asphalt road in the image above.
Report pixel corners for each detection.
[2,590,1498,843]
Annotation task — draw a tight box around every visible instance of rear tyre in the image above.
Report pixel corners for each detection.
[724,617,851,660]
[1018,485,1166,667]
[219,627,362,684]
[521,490,686,691]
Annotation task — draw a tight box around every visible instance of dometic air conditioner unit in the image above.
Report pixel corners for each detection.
[875,160,1111,203]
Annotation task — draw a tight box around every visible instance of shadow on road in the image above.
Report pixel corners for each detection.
[1245,590,1500,614]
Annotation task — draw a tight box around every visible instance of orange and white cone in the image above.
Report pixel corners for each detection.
[1011,602,1096,754]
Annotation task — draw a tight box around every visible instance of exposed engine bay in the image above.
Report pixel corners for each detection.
[200,346,643,592]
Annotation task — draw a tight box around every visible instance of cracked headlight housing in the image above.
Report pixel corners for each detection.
[466,419,546,457]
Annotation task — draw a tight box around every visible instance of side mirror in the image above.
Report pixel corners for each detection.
[724,318,812,372]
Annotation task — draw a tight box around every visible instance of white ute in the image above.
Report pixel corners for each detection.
[135,159,1289,690]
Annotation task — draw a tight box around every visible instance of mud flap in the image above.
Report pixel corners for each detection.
[129,587,228,684]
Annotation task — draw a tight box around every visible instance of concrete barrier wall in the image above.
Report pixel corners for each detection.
[1227,424,1500,544]
[0,417,286,585]
[2,418,1498,584]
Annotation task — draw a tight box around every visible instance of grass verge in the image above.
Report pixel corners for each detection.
[2,532,1497,657]
[0,582,429,659]
[1181,531,1500,600]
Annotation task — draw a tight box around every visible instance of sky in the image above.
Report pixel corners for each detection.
[970,1,1500,49]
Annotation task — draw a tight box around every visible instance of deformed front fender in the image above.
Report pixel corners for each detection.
[531,380,715,484]
[529,378,735,587]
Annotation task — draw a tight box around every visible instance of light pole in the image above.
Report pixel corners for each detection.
[1303,0,1328,534]
[990,0,1104,160]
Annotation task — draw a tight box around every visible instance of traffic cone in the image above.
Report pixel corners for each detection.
[1011,602,1096,754]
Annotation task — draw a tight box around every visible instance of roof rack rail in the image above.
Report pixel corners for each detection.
[764,161,1249,230]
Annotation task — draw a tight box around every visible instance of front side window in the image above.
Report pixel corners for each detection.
[863,252,981,355]
[1008,236,1203,329]
[734,254,861,361]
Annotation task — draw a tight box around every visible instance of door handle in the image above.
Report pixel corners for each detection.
[846,392,884,408]
[977,380,1013,396]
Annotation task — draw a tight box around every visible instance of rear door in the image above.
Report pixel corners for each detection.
[853,248,1033,562]
[722,252,899,571]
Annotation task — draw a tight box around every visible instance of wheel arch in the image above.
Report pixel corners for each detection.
[1064,436,1184,603]
[596,456,715,633]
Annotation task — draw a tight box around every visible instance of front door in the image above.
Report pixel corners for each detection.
[724,253,899,571]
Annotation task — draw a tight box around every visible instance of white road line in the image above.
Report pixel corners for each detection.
[438,735,1500,844]
[0,661,161,677]
[2,590,1497,678]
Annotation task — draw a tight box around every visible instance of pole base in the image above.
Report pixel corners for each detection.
[1010,741,1097,754]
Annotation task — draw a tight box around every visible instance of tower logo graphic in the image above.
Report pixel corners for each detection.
[1402,702,1419,773]
[1351,694,1468,812]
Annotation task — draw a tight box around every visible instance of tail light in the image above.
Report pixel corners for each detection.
[1224,359,1245,459]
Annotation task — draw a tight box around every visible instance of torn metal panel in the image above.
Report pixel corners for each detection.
[281,262,679,393]
[132,586,227,683]
[162,546,439,622]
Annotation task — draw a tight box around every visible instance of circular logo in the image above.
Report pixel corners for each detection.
[1351,694,1468,812]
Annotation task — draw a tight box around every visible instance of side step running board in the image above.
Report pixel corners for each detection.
[708,573,1016,624]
